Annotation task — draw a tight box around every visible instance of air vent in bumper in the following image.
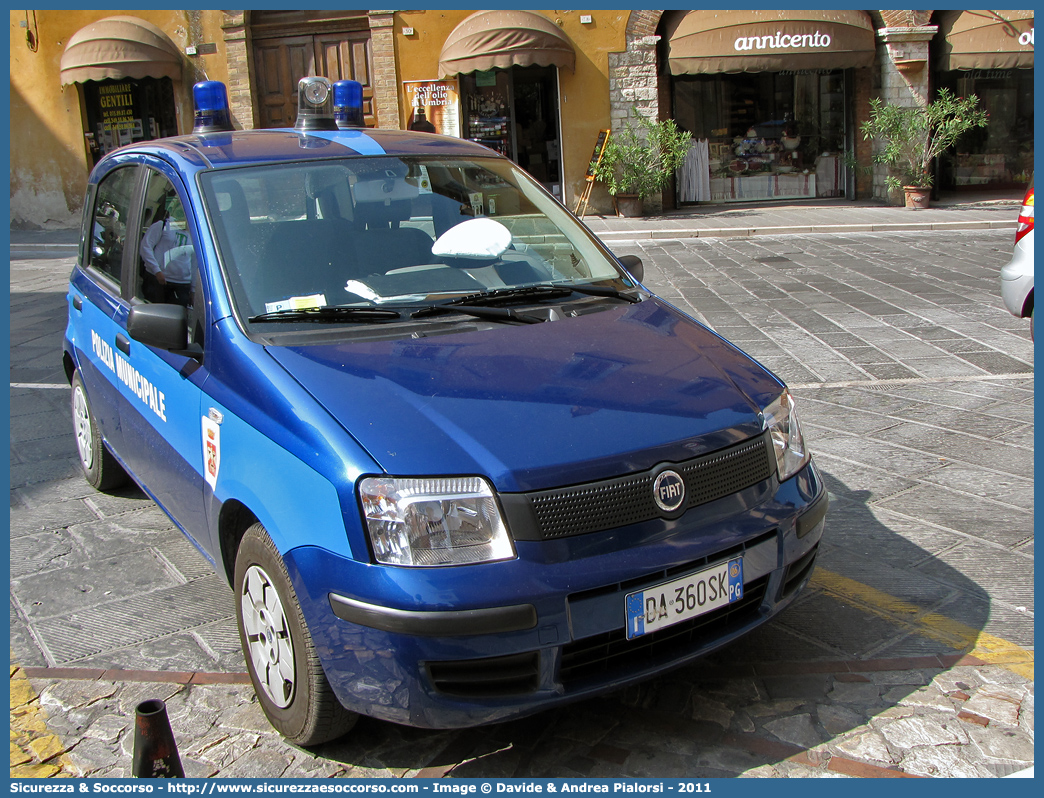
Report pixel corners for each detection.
[426,651,540,697]
[781,543,819,598]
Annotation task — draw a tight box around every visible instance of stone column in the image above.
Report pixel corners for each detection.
[368,11,401,130]
[607,33,661,211]
[871,25,938,202]
[221,11,256,130]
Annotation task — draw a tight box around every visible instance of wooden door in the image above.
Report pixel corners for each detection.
[254,32,377,129]
[314,32,377,127]
[254,36,315,128]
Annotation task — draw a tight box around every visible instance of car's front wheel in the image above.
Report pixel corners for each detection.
[234,522,357,746]
[71,372,128,491]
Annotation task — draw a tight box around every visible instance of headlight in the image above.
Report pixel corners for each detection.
[359,476,515,566]
[763,389,810,482]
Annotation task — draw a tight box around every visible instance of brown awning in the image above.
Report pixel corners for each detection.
[935,10,1034,71]
[438,10,575,77]
[665,10,876,75]
[60,16,183,85]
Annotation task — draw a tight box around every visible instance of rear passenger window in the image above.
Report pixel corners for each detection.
[87,167,138,286]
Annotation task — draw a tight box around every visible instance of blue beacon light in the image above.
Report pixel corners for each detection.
[192,81,234,134]
[333,80,364,129]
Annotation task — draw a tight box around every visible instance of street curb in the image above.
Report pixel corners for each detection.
[21,666,251,685]
[594,219,1017,242]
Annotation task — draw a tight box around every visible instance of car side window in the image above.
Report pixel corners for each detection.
[137,171,205,347]
[137,173,197,306]
[87,167,137,285]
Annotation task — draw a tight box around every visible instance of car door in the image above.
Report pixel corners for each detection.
[111,162,213,553]
[68,164,141,460]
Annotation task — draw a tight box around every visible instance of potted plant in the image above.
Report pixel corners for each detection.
[592,116,692,217]
[860,88,988,209]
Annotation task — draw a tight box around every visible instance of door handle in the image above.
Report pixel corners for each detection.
[72,295,83,311]
[115,334,131,356]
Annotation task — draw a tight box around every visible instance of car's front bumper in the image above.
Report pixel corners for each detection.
[285,460,827,729]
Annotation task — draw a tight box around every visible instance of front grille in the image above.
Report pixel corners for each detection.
[559,575,769,687]
[426,651,540,697]
[523,432,775,540]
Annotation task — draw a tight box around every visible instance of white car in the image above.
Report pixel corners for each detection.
[1000,184,1034,338]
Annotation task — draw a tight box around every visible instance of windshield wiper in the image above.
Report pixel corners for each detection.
[439,285,576,308]
[248,306,403,323]
[564,283,642,303]
[411,304,544,324]
[419,283,640,312]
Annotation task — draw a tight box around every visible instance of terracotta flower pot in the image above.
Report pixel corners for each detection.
[903,186,931,210]
[615,195,644,217]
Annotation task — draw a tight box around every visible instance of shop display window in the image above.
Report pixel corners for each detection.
[459,66,562,197]
[81,77,178,167]
[937,69,1033,191]
[673,70,847,203]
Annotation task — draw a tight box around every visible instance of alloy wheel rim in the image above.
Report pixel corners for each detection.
[241,564,296,708]
[73,386,93,470]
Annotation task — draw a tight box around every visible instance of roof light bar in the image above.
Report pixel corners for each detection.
[192,81,234,134]
[295,76,338,132]
[333,80,365,129]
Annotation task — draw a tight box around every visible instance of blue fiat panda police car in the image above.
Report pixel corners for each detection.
[64,78,827,745]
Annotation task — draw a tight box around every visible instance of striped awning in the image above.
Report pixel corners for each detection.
[665,10,876,74]
[61,16,183,85]
[438,10,575,77]
[935,10,1034,71]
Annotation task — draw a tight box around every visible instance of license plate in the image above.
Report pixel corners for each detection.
[625,558,743,640]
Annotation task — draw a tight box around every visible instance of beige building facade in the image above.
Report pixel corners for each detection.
[9,9,1033,228]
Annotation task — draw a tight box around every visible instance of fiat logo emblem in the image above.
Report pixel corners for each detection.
[652,469,686,515]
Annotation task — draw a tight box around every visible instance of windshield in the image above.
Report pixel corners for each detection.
[199,156,629,326]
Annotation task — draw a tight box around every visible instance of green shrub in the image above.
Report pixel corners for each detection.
[861,89,988,190]
[593,117,692,201]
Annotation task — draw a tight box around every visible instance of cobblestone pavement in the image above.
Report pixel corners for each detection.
[10,652,1034,779]
[10,663,82,778]
[9,221,1033,778]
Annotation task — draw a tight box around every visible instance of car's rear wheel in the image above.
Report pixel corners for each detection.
[234,522,357,746]
[71,372,129,491]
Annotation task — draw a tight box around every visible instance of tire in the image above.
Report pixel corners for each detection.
[71,372,129,491]
[234,522,358,746]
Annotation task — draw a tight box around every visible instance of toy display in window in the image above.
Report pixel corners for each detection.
[778,124,802,172]
[727,126,780,175]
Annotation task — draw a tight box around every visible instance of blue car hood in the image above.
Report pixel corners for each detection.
[266,300,784,492]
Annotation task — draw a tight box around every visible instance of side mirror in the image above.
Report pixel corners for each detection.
[616,254,644,283]
[128,304,190,352]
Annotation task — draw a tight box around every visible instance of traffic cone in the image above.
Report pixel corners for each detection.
[131,699,185,778]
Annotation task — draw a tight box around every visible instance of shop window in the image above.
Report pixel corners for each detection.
[82,78,177,166]
[672,70,848,203]
[460,65,562,197]
[937,69,1034,191]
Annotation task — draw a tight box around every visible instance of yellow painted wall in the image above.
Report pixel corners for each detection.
[393,10,629,211]
[9,10,230,228]
[11,8,628,226]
